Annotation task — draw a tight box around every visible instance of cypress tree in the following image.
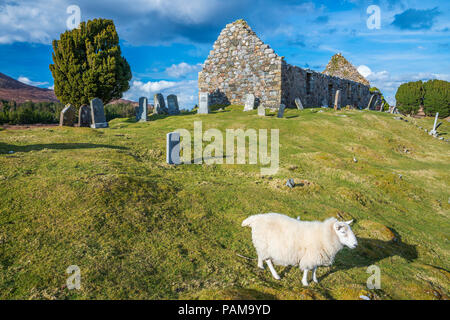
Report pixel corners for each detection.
[395,81,423,115]
[423,79,450,118]
[49,19,132,107]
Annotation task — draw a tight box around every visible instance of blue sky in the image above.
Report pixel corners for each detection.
[0,0,449,108]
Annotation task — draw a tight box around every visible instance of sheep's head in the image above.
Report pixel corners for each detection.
[334,220,358,249]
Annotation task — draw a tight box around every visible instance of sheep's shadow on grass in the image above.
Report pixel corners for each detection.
[0,142,127,154]
[324,236,418,279]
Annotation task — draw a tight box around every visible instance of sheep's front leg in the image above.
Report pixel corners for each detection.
[257,256,264,269]
[265,259,280,280]
[312,267,318,283]
[302,269,309,286]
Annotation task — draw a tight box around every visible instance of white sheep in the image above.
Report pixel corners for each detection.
[242,213,357,286]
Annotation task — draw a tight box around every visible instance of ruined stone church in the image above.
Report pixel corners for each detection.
[198,20,372,109]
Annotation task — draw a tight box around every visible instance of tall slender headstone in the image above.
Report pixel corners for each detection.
[166,132,181,165]
[59,104,76,126]
[366,95,375,110]
[333,90,341,110]
[167,94,180,115]
[136,97,148,121]
[430,112,439,135]
[243,93,255,111]
[153,93,168,115]
[90,98,108,128]
[198,92,210,114]
[257,105,266,116]
[277,104,286,118]
[78,105,91,127]
[295,97,304,110]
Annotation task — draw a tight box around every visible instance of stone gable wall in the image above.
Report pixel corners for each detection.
[198,20,282,108]
[199,20,371,109]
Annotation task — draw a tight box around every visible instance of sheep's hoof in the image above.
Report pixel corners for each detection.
[313,279,318,283]
[302,281,309,286]
[274,276,281,280]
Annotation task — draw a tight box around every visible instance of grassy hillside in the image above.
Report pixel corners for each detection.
[0,106,449,300]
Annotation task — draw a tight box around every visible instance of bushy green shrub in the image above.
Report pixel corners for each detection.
[423,80,450,118]
[395,81,423,115]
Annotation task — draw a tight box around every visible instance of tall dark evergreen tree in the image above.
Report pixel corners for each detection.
[49,19,132,107]
[423,79,450,118]
[395,81,423,115]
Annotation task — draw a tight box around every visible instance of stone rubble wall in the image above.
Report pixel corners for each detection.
[281,62,371,108]
[198,20,282,108]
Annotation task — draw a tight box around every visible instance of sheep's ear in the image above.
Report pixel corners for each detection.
[334,222,344,232]
[345,219,354,225]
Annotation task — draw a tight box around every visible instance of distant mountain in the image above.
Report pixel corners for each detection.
[107,98,138,107]
[0,72,59,103]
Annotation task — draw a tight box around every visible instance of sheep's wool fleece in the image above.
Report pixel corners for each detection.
[243,213,343,270]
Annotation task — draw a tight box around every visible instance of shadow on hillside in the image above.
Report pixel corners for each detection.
[322,235,418,280]
[0,142,127,153]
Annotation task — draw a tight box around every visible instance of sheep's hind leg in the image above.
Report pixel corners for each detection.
[312,267,318,283]
[302,269,309,286]
[257,256,264,269]
[265,259,280,280]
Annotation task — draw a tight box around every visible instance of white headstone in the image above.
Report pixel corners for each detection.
[243,93,255,111]
[295,97,304,110]
[333,90,341,110]
[257,105,265,116]
[198,92,210,114]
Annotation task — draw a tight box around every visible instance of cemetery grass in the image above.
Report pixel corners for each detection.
[0,106,449,300]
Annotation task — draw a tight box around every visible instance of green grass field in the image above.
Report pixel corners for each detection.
[0,106,449,300]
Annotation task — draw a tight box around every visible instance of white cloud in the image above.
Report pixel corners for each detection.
[357,65,371,78]
[165,62,202,78]
[123,79,198,109]
[17,76,49,86]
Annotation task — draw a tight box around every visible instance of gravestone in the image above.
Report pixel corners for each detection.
[333,90,341,110]
[321,98,328,108]
[243,93,255,111]
[90,98,108,128]
[257,105,266,116]
[136,97,148,121]
[166,132,181,165]
[295,97,304,110]
[59,104,76,126]
[153,93,168,115]
[198,92,210,114]
[78,105,91,127]
[429,112,439,135]
[167,94,180,115]
[366,95,375,110]
[277,104,286,118]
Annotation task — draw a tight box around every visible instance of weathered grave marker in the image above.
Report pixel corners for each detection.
[243,93,255,111]
[366,95,375,110]
[277,104,286,118]
[166,132,181,165]
[257,105,266,116]
[167,94,180,115]
[333,90,341,110]
[59,104,76,126]
[198,92,210,114]
[429,112,439,135]
[90,98,108,128]
[153,93,168,115]
[136,97,148,121]
[295,97,304,110]
[78,105,91,127]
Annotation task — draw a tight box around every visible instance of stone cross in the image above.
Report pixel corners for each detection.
[295,97,304,110]
[366,95,375,110]
[78,105,91,127]
[430,112,439,135]
[277,104,286,118]
[257,104,266,116]
[333,90,341,110]
[243,93,255,111]
[198,92,210,114]
[136,97,148,121]
[153,93,168,115]
[166,132,181,165]
[59,104,76,126]
[90,98,108,128]
[167,94,180,115]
